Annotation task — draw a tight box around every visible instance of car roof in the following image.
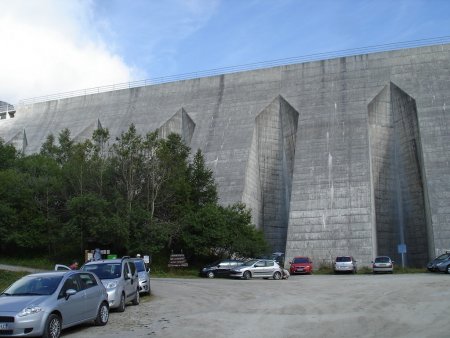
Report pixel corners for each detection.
[84,258,124,265]
[27,271,75,278]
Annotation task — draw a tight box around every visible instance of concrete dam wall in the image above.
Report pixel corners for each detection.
[2,43,450,267]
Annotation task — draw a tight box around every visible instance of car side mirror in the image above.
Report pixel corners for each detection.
[65,288,77,300]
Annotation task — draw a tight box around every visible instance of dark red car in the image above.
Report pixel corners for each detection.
[289,256,313,275]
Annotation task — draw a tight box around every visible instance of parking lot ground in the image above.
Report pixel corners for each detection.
[64,273,450,338]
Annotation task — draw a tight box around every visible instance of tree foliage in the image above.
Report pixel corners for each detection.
[0,126,268,264]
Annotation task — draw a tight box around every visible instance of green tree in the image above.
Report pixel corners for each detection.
[111,124,144,214]
[0,138,18,169]
[188,149,217,207]
[17,154,64,255]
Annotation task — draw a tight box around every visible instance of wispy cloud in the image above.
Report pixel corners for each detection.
[0,0,141,104]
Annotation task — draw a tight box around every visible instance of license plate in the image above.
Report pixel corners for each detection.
[0,323,8,329]
[296,268,304,271]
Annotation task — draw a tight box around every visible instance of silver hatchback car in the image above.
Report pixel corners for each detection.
[229,259,282,280]
[81,257,140,312]
[372,256,394,274]
[129,258,151,295]
[334,256,357,274]
[0,270,109,338]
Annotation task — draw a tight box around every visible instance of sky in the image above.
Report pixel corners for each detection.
[1,0,450,104]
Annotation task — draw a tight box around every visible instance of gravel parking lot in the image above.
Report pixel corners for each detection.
[64,273,450,338]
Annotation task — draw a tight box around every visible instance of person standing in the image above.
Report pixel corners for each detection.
[69,260,79,270]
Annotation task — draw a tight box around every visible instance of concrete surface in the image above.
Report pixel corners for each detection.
[63,274,450,338]
[2,44,450,266]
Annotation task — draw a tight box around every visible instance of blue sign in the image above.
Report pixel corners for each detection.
[398,244,407,254]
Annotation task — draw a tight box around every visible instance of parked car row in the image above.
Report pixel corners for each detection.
[201,259,285,280]
[200,255,400,279]
[0,256,151,337]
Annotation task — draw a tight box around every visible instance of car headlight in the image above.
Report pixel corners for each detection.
[19,306,43,317]
[105,281,118,289]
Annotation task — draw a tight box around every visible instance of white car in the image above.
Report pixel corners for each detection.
[334,256,357,274]
[229,259,282,280]
[372,256,394,274]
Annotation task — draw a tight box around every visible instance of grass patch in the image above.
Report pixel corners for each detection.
[151,267,199,278]
[0,257,54,270]
[0,270,28,291]
[393,266,427,274]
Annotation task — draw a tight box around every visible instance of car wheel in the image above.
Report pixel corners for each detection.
[273,271,281,280]
[446,265,450,274]
[243,271,251,280]
[117,292,126,312]
[42,314,61,338]
[132,289,140,305]
[207,271,215,278]
[94,302,109,326]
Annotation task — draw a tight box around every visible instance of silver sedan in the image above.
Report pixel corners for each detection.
[0,270,109,338]
[229,259,282,280]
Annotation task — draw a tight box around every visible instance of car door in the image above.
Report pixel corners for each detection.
[123,262,135,301]
[253,260,267,277]
[265,260,276,277]
[77,273,101,319]
[57,275,84,325]
[217,262,230,277]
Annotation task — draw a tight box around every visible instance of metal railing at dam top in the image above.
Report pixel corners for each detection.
[14,35,450,107]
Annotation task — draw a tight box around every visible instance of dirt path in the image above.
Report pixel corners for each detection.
[63,273,450,338]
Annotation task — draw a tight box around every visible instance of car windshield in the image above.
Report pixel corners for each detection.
[82,263,121,279]
[375,257,391,263]
[336,257,351,262]
[3,275,63,296]
[133,260,146,272]
[435,254,450,260]
[293,257,309,263]
[242,260,258,266]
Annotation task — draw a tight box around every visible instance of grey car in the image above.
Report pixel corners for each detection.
[427,253,450,273]
[334,256,357,274]
[372,256,394,274]
[0,270,109,338]
[81,256,140,312]
[229,259,282,280]
[129,258,151,295]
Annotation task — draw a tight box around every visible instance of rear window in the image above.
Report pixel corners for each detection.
[133,259,146,272]
[293,257,309,263]
[82,263,121,279]
[336,257,351,262]
[375,257,391,263]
